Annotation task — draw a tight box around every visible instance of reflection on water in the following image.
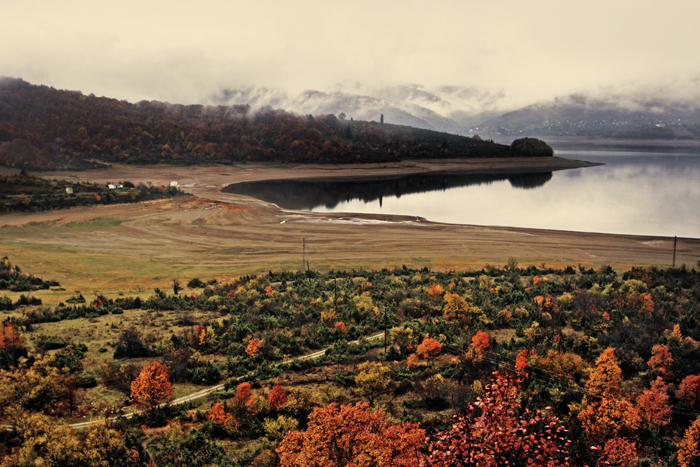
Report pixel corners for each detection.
[223,151,700,238]
[223,172,553,210]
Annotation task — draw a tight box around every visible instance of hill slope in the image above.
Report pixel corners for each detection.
[0,78,547,170]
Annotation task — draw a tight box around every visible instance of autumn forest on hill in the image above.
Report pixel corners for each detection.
[2,256,700,466]
[0,78,552,171]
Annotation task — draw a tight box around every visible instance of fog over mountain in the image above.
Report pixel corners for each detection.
[209,84,508,135]
[210,78,700,139]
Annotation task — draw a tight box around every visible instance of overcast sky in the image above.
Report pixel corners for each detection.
[2,0,699,108]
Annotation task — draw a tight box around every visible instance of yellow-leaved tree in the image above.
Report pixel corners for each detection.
[356,361,391,405]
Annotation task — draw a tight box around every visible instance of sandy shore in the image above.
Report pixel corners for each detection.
[1,157,697,294]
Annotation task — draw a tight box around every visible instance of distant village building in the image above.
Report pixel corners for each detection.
[107,183,123,190]
[170,181,178,187]
[65,187,73,194]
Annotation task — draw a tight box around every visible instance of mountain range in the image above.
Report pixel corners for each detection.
[209,82,700,140]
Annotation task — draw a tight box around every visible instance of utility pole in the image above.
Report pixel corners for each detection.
[672,236,677,268]
[384,307,387,353]
[302,237,305,272]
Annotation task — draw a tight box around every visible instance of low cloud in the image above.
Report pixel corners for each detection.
[1,0,699,109]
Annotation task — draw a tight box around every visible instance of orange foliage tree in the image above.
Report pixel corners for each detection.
[586,347,623,398]
[208,402,232,426]
[599,437,639,467]
[677,374,700,409]
[636,377,672,430]
[428,283,445,301]
[416,334,441,359]
[246,338,261,356]
[637,292,655,316]
[647,344,673,381]
[471,331,490,353]
[276,401,425,467]
[0,322,26,366]
[515,350,528,375]
[578,348,640,444]
[130,361,173,413]
[425,372,572,467]
[678,415,700,467]
[231,381,257,419]
[334,321,347,334]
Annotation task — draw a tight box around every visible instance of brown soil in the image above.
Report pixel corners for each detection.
[1,158,698,295]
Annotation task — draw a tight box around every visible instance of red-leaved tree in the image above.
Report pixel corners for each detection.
[268,384,288,411]
[636,377,672,430]
[677,374,700,409]
[425,371,572,467]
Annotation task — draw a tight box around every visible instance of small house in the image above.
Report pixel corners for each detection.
[170,181,178,187]
[65,187,73,194]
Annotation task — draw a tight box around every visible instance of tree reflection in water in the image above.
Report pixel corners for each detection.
[222,172,553,210]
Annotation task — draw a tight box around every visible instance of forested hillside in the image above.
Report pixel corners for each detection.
[0,78,550,170]
[1,260,700,465]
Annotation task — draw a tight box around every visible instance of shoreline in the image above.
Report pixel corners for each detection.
[0,157,696,294]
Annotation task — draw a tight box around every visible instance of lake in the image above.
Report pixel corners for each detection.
[223,148,700,238]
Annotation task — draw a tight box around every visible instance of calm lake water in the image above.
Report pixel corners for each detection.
[224,148,700,238]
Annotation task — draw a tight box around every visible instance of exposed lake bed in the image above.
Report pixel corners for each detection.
[2,155,696,294]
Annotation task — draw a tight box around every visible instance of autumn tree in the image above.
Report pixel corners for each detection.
[268,383,288,411]
[246,337,261,356]
[678,415,700,467]
[0,356,64,415]
[416,334,441,359]
[4,410,83,466]
[0,321,27,368]
[208,402,232,426]
[428,283,445,301]
[599,437,639,467]
[677,374,700,409]
[647,344,673,381]
[356,361,391,404]
[533,350,590,386]
[471,330,490,353]
[637,292,655,316]
[130,361,173,413]
[636,377,672,431]
[82,421,131,467]
[586,347,623,398]
[443,292,469,324]
[425,372,572,467]
[264,415,299,441]
[464,330,490,367]
[276,401,425,467]
[230,381,258,420]
[578,347,640,444]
